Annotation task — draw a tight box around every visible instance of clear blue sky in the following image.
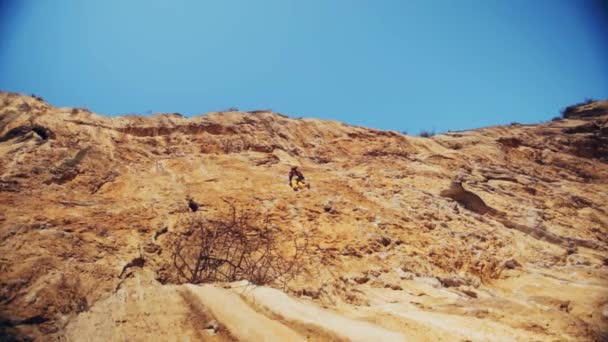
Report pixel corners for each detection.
[1,0,606,133]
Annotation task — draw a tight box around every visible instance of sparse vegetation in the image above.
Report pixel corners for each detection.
[72,107,91,114]
[31,94,44,102]
[419,129,435,138]
[561,98,596,118]
[248,109,272,114]
[18,102,31,112]
[172,202,310,287]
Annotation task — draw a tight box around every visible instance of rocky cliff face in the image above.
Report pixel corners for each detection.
[1,92,607,341]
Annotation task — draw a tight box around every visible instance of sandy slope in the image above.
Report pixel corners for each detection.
[1,92,607,341]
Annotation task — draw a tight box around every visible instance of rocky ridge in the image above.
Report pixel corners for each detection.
[1,92,607,341]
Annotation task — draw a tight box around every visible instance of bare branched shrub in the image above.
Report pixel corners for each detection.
[172,202,310,286]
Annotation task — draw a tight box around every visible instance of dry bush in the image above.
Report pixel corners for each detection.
[561,98,595,118]
[219,107,239,112]
[247,109,272,114]
[172,202,310,287]
[31,94,44,102]
[419,129,435,138]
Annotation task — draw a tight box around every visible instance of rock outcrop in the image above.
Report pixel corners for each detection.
[1,92,607,341]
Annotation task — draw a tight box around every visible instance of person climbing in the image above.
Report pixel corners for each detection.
[289,166,309,191]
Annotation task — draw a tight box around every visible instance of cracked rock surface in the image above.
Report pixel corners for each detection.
[1,92,607,341]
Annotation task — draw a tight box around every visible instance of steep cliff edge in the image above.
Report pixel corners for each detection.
[1,92,607,341]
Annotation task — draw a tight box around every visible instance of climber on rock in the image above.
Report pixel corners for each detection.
[289,166,309,191]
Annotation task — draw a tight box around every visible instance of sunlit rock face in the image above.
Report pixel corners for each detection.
[1,92,607,341]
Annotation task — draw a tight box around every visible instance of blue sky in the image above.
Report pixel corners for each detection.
[0,0,606,133]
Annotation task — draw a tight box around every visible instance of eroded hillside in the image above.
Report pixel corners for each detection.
[1,92,607,341]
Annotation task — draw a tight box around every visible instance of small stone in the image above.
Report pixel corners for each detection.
[205,319,218,331]
[389,284,402,291]
[187,198,199,212]
[378,236,391,247]
[366,269,381,277]
[438,276,468,287]
[323,200,337,214]
[462,290,477,298]
[504,259,521,269]
[353,276,370,284]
